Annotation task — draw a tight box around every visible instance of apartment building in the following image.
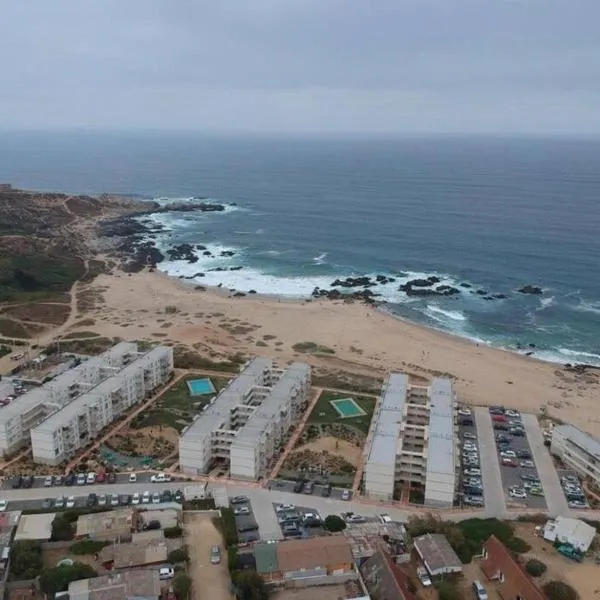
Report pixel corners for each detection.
[550,424,600,486]
[179,358,311,480]
[0,342,138,456]
[363,374,457,507]
[30,345,173,465]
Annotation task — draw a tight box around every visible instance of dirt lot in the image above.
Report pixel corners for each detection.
[184,513,232,600]
[271,584,360,600]
[290,436,361,466]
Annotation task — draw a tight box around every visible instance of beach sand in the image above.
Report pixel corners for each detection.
[69,268,600,436]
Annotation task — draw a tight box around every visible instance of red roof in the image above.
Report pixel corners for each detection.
[383,552,417,600]
[481,536,545,600]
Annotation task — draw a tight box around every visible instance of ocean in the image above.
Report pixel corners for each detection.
[1,131,600,365]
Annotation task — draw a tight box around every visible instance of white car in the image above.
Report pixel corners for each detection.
[150,473,171,483]
[98,494,107,506]
[417,566,432,587]
[379,513,392,524]
[129,473,138,483]
[234,506,250,515]
[341,490,351,501]
[463,444,478,452]
[159,567,175,580]
[0,499,7,512]
[86,472,96,484]
[66,496,76,508]
[55,496,65,508]
[276,504,295,513]
[76,473,86,486]
[500,450,516,458]
[142,491,151,504]
[132,493,141,505]
[152,492,161,504]
[509,488,527,499]
[44,475,54,487]
[520,460,535,468]
[110,494,120,506]
[506,410,520,418]
[458,408,472,416]
[464,468,482,477]
[463,432,477,440]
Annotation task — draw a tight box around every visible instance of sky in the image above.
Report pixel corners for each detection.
[0,0,598,134]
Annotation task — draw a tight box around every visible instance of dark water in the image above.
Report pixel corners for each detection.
[1,132,599,364]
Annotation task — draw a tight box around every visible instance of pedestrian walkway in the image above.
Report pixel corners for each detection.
[522,413,569,516]
[474,407,506,515]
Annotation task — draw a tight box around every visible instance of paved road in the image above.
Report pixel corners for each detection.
[522,413,569,516]
[474,408,506,515]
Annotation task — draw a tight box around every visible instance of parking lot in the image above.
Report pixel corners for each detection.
[489,407,547,510]
[230,495,261,543]
[557,469,589,510]
[457,407,486,508]
[269,479,351,501]
[272,502,328,539]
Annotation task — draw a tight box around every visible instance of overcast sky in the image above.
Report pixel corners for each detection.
[1,0,598,134]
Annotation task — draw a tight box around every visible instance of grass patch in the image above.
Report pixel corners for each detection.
[312,370,383,395]
[61,330,100,340]
[131,374,230,432]
[0,318,31,338]
[173,346,244,372]
[292,341,335,355]
[72,318,96,327]
[307,390,376,434]
[49,336,119,355]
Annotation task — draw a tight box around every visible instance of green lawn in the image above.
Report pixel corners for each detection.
[131,375,230,432]
[307,390,376,434]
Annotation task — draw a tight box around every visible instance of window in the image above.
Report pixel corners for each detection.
[499,571,504,583]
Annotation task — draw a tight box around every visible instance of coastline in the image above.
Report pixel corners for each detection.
[79,264,600,436]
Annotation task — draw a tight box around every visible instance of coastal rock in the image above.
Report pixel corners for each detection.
[331,276,374,288]
[209,267,226,272]
[195,285,206,291]
[459,282,472,288]
[312,286,379,304]
[233,292,246,297]
[202,251,212,256]
[518,285,543,295]
[475,289,488,295]
[166,243,198,263]
[220,250,235,257]
[400,276,440,289]
[248,290,257,294]
[229,266,243,271]
[399,280,459,297]
[196,244,207,250]
[492,293,507,299]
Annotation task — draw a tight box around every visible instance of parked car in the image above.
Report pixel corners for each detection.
[238,522,259,533]
[510,428,525,437]
[501,457,517,467]
[76,473,86,485]
[66,496,76,508]
[159,567,175,580]
[463,432,477,440]
[234,506,250,515]
[379,513,392,523]
[107,472,116,484]
[493,423,509,431]
[86,493,97,507]
[174,490,184,503]
[464,486,483,496]
[210,545,221,565]
[64,473,75,486]
[568,500,587,509]
[142,491,151,504]
[55,496,66,509]
[464,468,481,477]
[500,450,516,458]
[506,409,520,418]
[276,504,296,513]
[152,492,161,504]
[509,487,527,499]
[458,408,472,416]
[322,484,332,497]
[303,481,314,494]
[111,494,120,506]
[459,418,474,426]
[41,498,53,510]
[463,495,484,506]
[132,493,141,505]
[23,475,34,488]
[44,475,54,487]
[120,495,132,506]
[0,499,8,511]
[231,495,249,505]
[150,473,171,483]
[341,489,351,501]
[417,566,432,587]
[162,490,173,503]
[492,414,507,423]
[96,472,106,483]
[98,494,107,506]
[54,475,65,486]
[530,487,544,497]
[129,473,137,483]
[293,480,305,493]
[86,472,96,484]
[11,476,23,489]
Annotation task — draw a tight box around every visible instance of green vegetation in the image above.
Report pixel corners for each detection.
[218,508,239,548]
[435,580,462,600]
[164,525,183,538]
[292,341,335,355]
[182,498,216,511]
[324,515,347,532]
[0,318,31,339]
[312,370,383,395]
[227,546,238,574]
[407,516,531,564]
[52,336,119,355]
[51,507,112,541]
[525,558,547,577]
[543,581,579,600]
[0,344,10,358]
[307,390,376,434]
[173,346,245,372]
[0,253,85,301]
[69,539,110,555]
[131,374,230,432]
[167,547,190,564]
[39,562,97,597]
[60,330,100,340]
[173,573,192,600]
[9,540,43,580]
[233,571,270,600]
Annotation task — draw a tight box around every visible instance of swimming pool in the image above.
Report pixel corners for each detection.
[187,378,216,396]
[330,397,367,418]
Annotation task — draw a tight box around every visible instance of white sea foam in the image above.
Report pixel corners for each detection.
[425,305,467,322]
[312,252,328,265]
[574,300,600,316]
[529,347,600,367]
[536,296,555,311]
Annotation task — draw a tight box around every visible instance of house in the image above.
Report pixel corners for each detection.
[413,533,462,577]
[543,517,596,553]
[480,535,545,600]
[361,547,417,600]
[98,537,170,569]
[68,570,161,600]
[254,537,355,585]
[75,508,136,541]
[139,508,180,530]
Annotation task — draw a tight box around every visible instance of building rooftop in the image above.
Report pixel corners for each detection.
[366,373,408,466]
[76,508,135,538]
[413,533,462,574]
[14,512,54,541]
[554,423,600,460]
[276,536,354,572]
[343,521,407,559]
[481,535,545,600]
[425,378,455,479]
[68,569,161,600]
[99,539,169,569]
[254,542,279,574]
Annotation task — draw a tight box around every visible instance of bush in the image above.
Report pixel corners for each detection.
[9,540,43,580]
[233,571,270,600]
[39,563,97,597]
[435,580,462,600]
[525,558,547,577]
[505,536,531,553]
[167,547,189,564]
[228,546,238,574]
[164,525,183,539]
[219,507,239,547]
[323,515,347,532]
[543,580,579,600]
[70,539,110,555]
[173,573,192,600]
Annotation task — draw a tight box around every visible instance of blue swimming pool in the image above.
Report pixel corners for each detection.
[330,397,366,418]
[187,378,216,396]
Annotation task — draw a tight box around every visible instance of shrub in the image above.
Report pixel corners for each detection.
[324,515,347,532]
[219,507,239,547]
[39,563,97,597]
[525,558,547,577]
[70,539,110,555]
[505,536,531,553]
[9,540,43,580]
[173,573,192,600]
[167,547,189,564]
[164,525,183,539]
[543,580,579,600]
[233,571,270,600]
[228,546,238,574]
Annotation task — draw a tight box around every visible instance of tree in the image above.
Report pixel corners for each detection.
[323,515,347,532]
[543,580,579,600]
[9,540,43,579]
[173,573,192,600]
[39,562,97,597]
[234,571,270,600]
[435,581,462,600]
[525,558,547,577]
[167,547,189,564]
[51,513,75,541]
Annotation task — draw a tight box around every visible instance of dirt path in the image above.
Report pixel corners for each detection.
[184,513,233,600]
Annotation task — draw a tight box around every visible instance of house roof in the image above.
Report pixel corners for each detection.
[99,539,168,569]
[75,508,135,538]
[383,551,417,600]
[276,536,353,572]
[414,533,462,573]
[481,536,545,600]
[68,570,161,600]
[254,542,279,574]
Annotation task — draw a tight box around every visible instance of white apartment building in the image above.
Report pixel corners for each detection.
[179,358,311,480]
[30,345,173,465]
[363,374,457,507]
[551,424,600,486]
[0,342,138,456]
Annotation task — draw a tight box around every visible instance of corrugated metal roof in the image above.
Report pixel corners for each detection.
[555,423,600,459]
[254,542,279,574]
[425,378,455,478]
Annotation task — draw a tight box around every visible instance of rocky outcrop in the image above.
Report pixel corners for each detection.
[331,276,376,288]
[517,285,543,295]
[312,286,378,304]
[166,244,198,263]
[399,279,459,297]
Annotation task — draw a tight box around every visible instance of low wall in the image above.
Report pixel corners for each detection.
[288,572,358,588]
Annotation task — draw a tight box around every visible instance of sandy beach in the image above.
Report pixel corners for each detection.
[60,267,598,436]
